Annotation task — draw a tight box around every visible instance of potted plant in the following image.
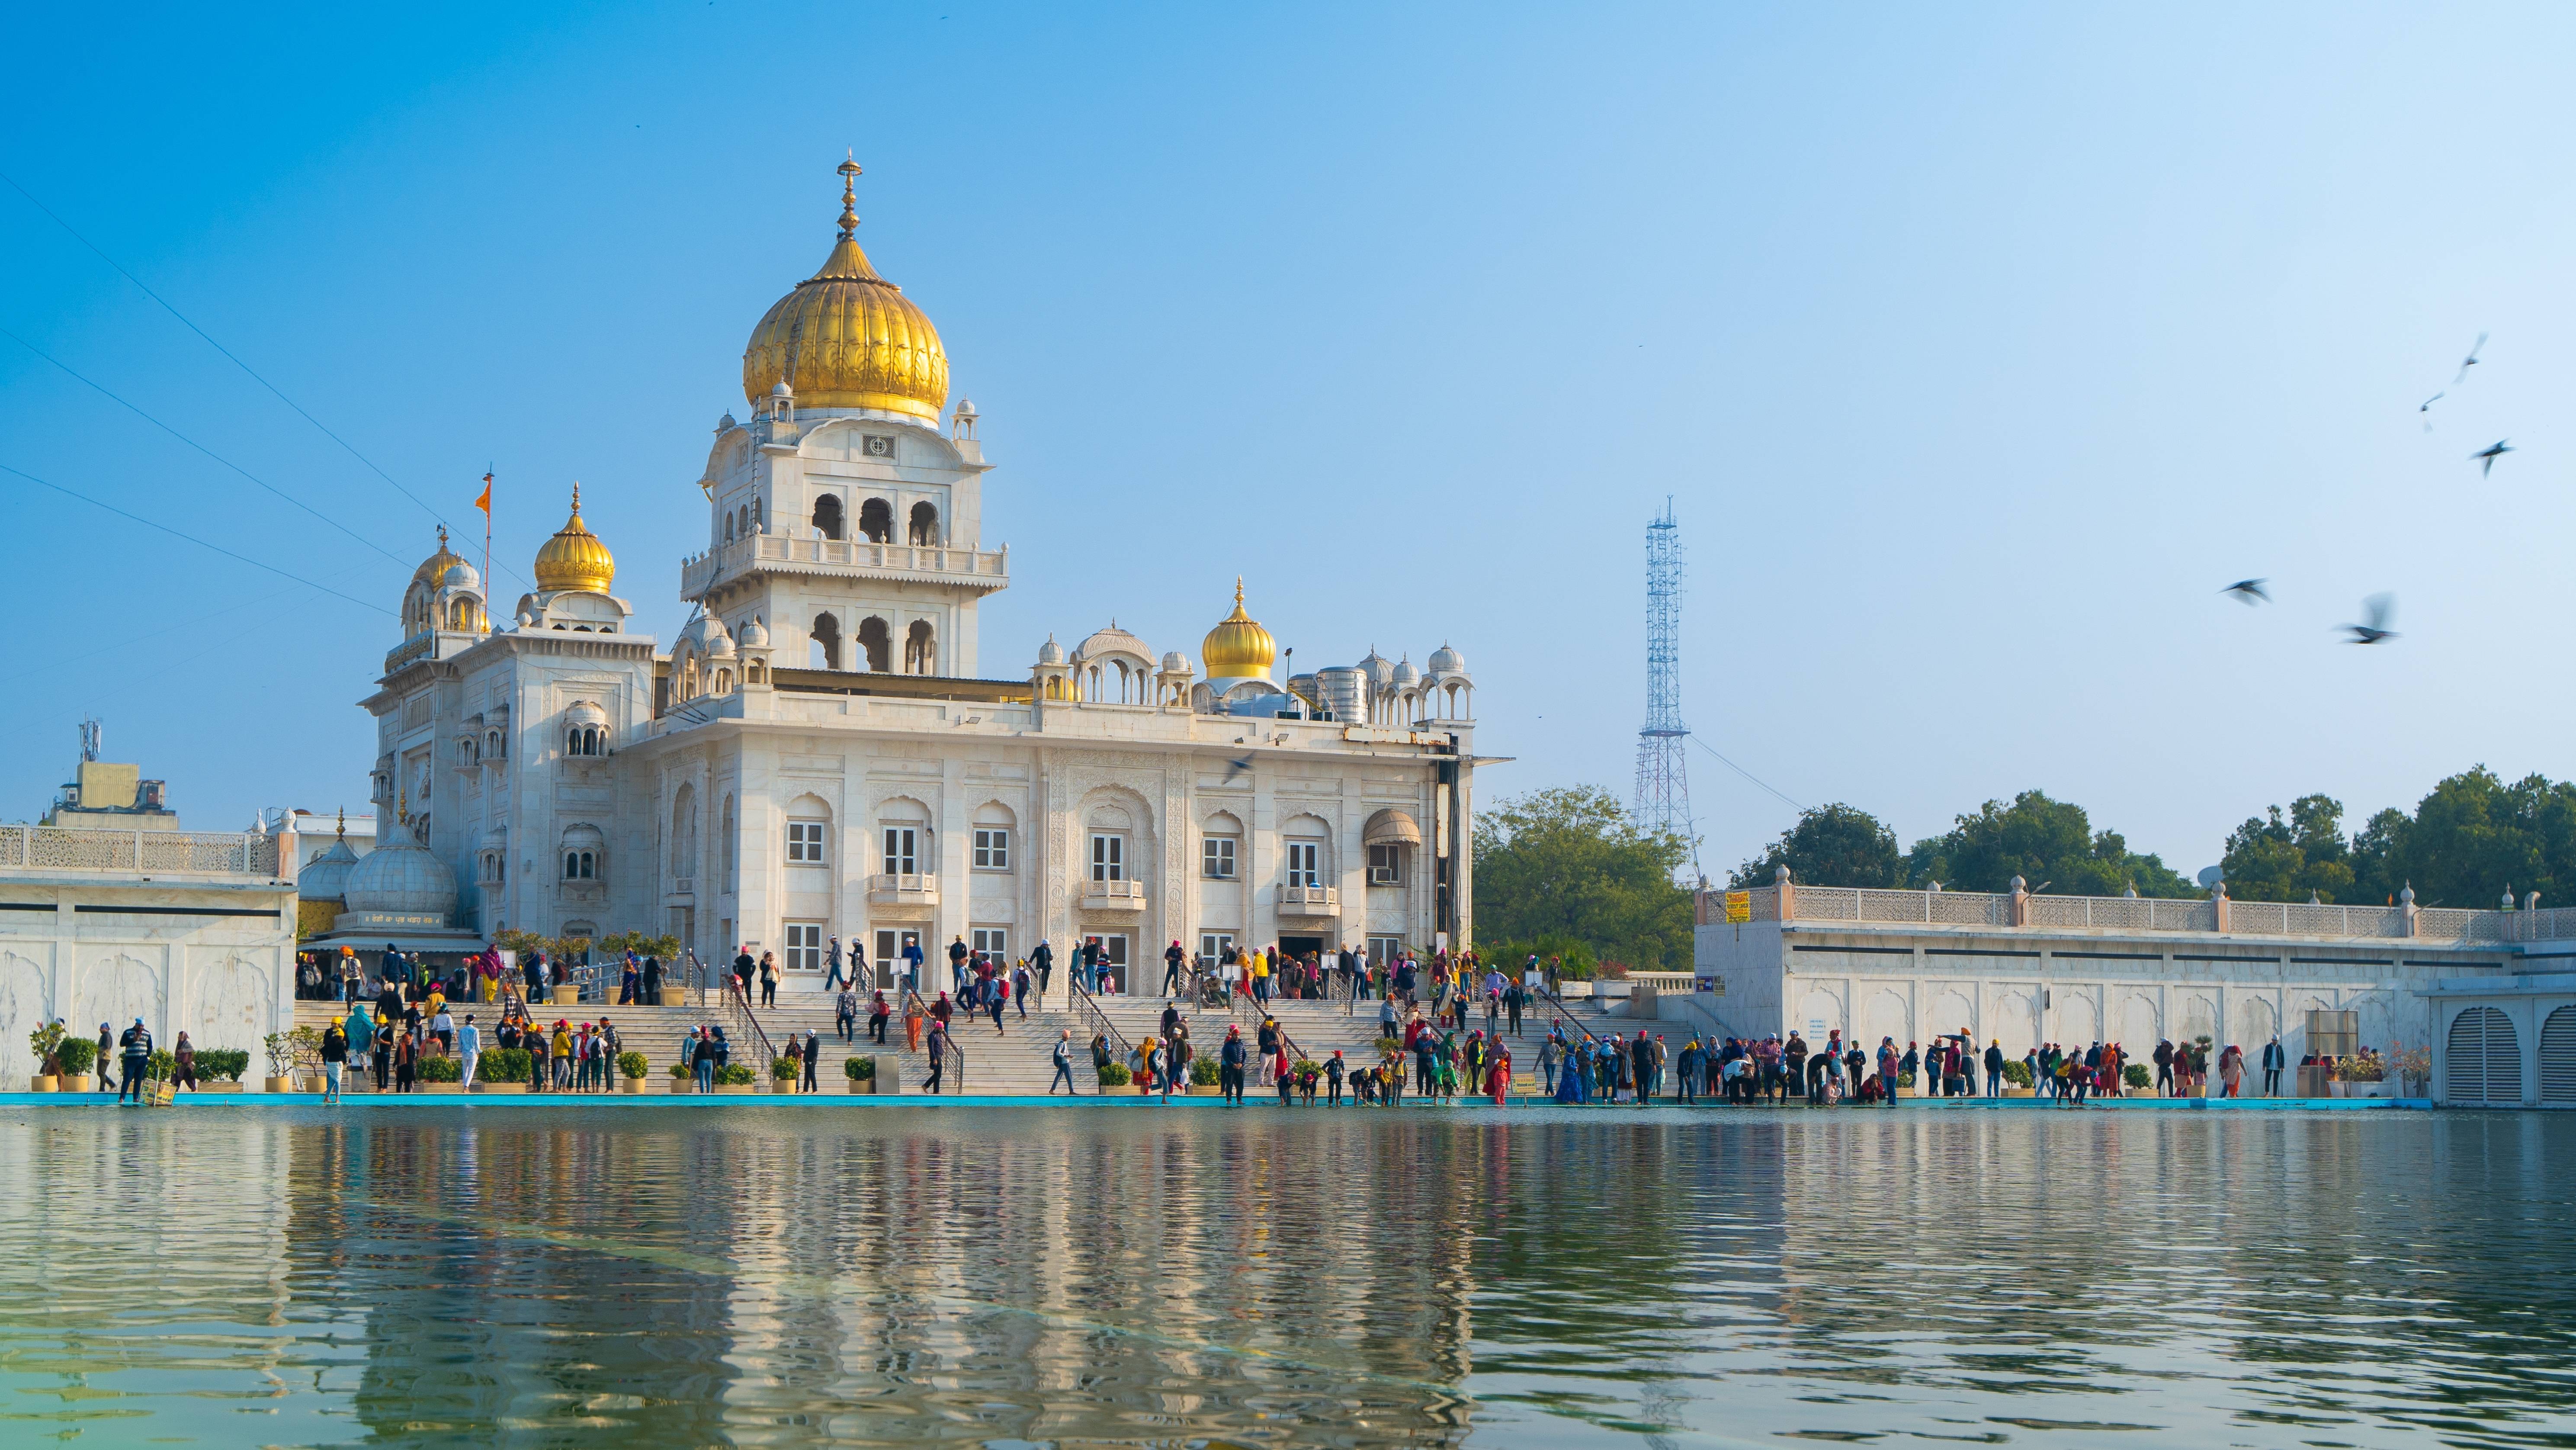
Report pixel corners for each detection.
[2000,1060,2038,1098]
[289,1025,325,1092]
[844,1055,877,1094]
[1097,1061,1132,1087]
[54,1035,97,1093]
[2122,1063,2151,1094]
[769,1057,800,1094]
[668,1062,694,1093]
[478,1047,533,1093]
[197,1048,248,1093]
[617,1051,650,1094]
[714,1062,757,1094]
[2391,1042,2432,1099]
[262,1032,298,1094]
[418,1054,465,1093]
[1188,1055,1222,1095]
[2337,1048,2388,1099]
[28,1021,66,1092]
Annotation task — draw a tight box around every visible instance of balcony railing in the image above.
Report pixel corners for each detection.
[1709,881,2576,945]
[868,872,939,906]
[0,826,279,878]
[681,534,1009,599]
[1276,884,1340,914]
[1081,878,1148,910]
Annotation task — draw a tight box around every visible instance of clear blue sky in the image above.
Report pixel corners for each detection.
[3,3,2570,879]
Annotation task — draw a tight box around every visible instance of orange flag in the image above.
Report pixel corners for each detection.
[473,473,493,516]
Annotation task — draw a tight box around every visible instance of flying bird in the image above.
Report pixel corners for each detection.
[1222,755,1253,783]
[2473,439,2513,477]
[2341,594,2398,646]
[2454,332,2488,385]
[2221,578,2270,605]
[2420,392,2443,430]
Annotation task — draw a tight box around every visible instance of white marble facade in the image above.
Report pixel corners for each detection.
[332,169,1481,996]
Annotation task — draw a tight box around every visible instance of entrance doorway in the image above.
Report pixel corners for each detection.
[874,928,921,990]
[1280,934,1325,961]
[1086,933,1129,993]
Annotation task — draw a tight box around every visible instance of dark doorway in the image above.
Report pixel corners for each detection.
[812,495,844,540]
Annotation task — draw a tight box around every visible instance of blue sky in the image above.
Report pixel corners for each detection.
[2,2,2571,879]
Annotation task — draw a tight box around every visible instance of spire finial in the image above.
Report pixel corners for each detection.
[1234,575,1245,608]
[335,807,346,839]
[437,523,449,550]
[836,153,862,240]
[570,482,581,515]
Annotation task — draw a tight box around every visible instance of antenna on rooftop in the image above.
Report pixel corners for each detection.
[1633,498,1700,880]
[78,717,100,763]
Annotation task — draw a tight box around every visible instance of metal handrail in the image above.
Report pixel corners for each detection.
[905,988,965,1094]
[1066,978,1129,1092]
[721,977,777,1071]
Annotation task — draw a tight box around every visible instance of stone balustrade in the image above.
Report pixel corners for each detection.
[0,826,280,878]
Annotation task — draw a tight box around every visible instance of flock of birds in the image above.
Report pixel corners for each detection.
[2220,333,2515,647]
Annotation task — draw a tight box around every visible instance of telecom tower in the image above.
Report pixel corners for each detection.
[1633,499,1698,877]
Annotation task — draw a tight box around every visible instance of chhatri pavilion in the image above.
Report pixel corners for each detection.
[317,161,1483,994]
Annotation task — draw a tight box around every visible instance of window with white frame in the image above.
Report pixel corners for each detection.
[1201,932,1235,962]
[1090,833,1125,881]
[973,827,1010,870]
[1285,840,1321,888]
[970,926,1008,958]
[1367,935,1403,966]
[882,826,919,875]
[786,820,828,865]
[1368,842,1404,885]
[785,921,825,971]
[1202,836,1237,879]
[563,849,597,880]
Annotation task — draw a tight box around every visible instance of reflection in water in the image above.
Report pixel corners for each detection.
[0,1107,2572,1447]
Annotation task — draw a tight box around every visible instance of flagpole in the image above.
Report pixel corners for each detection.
[479,469,494,628]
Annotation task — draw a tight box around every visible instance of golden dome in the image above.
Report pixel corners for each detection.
[533,485,615,594]
[1201,578,1277,680]
[741,158,948,423]
[412,525,466,587]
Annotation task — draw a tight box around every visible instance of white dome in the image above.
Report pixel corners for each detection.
[1428,643,1466,675]
[1161,651,1190,673]
[1037,633,1065,666]
[1358,648,1394,687]
[441,562,481,591]
[681,613,735,658]
[565,700,609,727]
[739,615,770,649]
[341,837,458,917]
[1391,656,1419,687]
[1071,622,1151,662]
[298,836,360,902]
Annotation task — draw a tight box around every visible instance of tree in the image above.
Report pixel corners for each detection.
[2347,767,2576,908]
[1472,785,1694,972]
[1904,789,2196,897]
[1732,803,1904,888]
[2220,794,2357,902]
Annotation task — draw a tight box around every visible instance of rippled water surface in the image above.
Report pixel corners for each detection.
[2,1104,2573,1447]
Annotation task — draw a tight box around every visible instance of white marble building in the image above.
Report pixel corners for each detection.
[320,164,1484,996]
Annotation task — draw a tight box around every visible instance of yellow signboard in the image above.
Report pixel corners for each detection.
[1723,891,1751,924]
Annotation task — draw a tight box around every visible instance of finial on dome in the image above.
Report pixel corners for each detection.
[437,524,449,550]
[570,482,582,514]
[836,153,862,240]
[335,807,346,839]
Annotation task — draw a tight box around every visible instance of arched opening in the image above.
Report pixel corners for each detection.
[812,494,844,541]
[723,511,736,543]
[859,498,893,543]
[811,612,843,670]
[670,783,698,881]
[858,616,892,672]
[721,794,738,891]
[904,619,937,675]
[2449,1005,2522,1104]
[712,668,734,694]
[908,501,939,545]
[2543,1005,2576,1103]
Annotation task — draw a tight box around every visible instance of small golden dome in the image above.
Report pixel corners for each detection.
[1201,578,1277,680]
[741,157,948,423]
[533,485,615,594]
[412,524,466,588]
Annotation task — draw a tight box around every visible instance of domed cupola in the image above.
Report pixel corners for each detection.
[340,804,458,922]
[533,485,616,594]
[299,812,361,902]
[740,157,949,424]
[1201,578,1277,682]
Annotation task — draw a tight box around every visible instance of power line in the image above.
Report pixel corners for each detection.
[1691,734,1805,813]
[0,323,406,566]
[0,460,394,616]
[0,171,468,532]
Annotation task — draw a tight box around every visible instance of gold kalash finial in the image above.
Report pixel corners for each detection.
[837,152,862,240]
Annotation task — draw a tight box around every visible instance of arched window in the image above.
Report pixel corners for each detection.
[786,794,833,865]
[812,495,844,541]
[724,511,736,543]
[908,501,939,545]
[670,783,699,881]
[560,823,604,882]
[905,620,937,675]
[562,849,596,880]
[859,498,892,543]
[811,612,843,670]
[713,668,733,694]
[721,794,738,891]
[855,616,892,672]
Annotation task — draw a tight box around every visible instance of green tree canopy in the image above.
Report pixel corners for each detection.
[1732,803,1904,888]
[1904,789,2196,897]
[2220,794,2357,902]
[2344,766,2576,909]
[1472,785,1693,971]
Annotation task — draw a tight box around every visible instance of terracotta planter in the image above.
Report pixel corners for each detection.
[29,1075,57,1092]
[551,985,580,1005]
[845,1077,878,1094]
[421,1082,464,1094]
[2002,1087,2036,1098]
[620,1077,648,1094]
[769,1079,799,1095]
[1189,1083,1223,1096]
[475,1082,529,1094]
[715,1083,755,1095]
[61,1074,93,1093]
[200,1081,242,1093]
[263,1076,295,1094]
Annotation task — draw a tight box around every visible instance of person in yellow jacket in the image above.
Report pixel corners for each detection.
[1251,948,1272,1004]
[550,1022,575,1090]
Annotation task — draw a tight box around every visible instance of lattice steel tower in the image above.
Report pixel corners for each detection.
[1634,498,1697,875]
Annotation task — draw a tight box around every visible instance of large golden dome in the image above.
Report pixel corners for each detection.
[1202,578,1277,680]
[412,525,466,587]
[741,158,948,423]
[533,486,615,594]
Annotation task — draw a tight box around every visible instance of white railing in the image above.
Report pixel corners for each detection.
[0,826,279,877]
[681,534,1008,597]
[867,872,938,904]
[1276,884,1340,912]
[1710,881,2571,943]
[1081,878,1147,908]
